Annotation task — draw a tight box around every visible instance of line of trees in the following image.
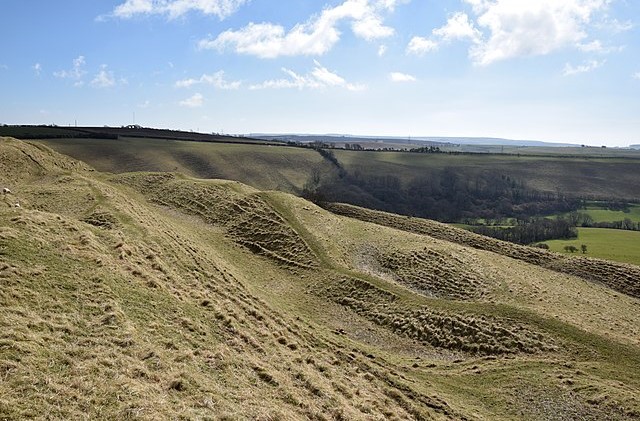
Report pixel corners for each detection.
[471,218,577,245]
[565,211,640,231]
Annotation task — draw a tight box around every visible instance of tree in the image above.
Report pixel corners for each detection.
[581,244,588,254]
[564,245,578,253]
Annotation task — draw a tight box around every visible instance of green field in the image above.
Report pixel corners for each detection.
[544,227,640,266]
[575,203,640,223]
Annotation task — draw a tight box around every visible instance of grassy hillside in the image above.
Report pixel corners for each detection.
[2,137,640,419]
[35,137,640,203]
[332,150,640,202]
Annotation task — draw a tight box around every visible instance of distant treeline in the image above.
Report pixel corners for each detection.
[471,218,577,245]
[565,211,640,231]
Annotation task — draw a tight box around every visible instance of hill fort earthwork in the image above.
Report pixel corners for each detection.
[1,132,640,419]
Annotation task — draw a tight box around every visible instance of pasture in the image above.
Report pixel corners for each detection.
[544,227,640,266]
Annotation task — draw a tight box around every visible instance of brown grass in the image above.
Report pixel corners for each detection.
[1,137,639,419]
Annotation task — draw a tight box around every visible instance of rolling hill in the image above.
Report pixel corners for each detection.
[30,136,640,204]
[1,137,639,419]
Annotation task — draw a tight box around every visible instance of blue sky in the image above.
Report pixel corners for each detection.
[1,0,639,146]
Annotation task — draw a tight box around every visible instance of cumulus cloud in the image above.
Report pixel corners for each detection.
[468,0,609,66]
[562,59,605,76]
[407,12,479,55]
[250,60,365,91]
[409,0,612,65]
[91,65,117,88]
[389,72,416,82]
[406,36,438,55]
[200,0,396,58]
[109,0,248,19]
[175,70,241,89]
[179,92,204,107]
[54,56,87,83]
[433,12,481,43]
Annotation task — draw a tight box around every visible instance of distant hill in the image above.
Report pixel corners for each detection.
[251,133,577,148]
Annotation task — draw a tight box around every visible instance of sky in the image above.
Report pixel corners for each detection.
[1,0,639,146]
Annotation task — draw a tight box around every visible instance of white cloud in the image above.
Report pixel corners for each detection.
[633,72,640,80]
[199,0,395,58]
[409,1,612,65]
[250,60,365,91]
[110,0,248,19]
[377,45,387,56]
[32,63,42,76]
[407,12,479,55]
[376,0,409,12]
[352,14,394,41]
[91,65,116,88]
[406,36,438,55]
[179,92,204,107]
[467,0,610,66]
[562,59,605,76]
[389,72,416,82]
[433,12,480,43]
[138,100,151,108]
[175,70,241,89]
[54,55,87,81]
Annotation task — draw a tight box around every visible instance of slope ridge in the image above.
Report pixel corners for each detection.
[325,202,640,299]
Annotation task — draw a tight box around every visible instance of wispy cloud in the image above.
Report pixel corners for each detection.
[199,0,396,58]
[598,18,634,34]
[577,40,623,54]
[107,0,248,20]
[54,55,87,85]
[563,59,605,76]
[179,92,204,107]
[250,60,365,91]
[175,71,241,89]
[633,72,640,80]
[32,63,42,76]
[377,45,387,56]
[389,72,416,82]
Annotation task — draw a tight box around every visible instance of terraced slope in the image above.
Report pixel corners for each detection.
[2,137,640,420]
